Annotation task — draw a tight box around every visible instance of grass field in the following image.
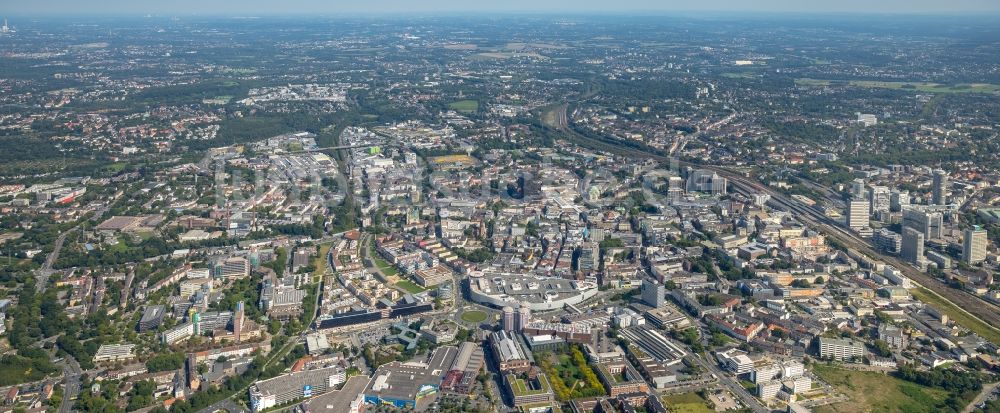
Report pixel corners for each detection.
[721,72,758,79]
[909,287,1000,345]
[460,310,488,323]
[796,78,1000,93]
[312,243,331,282]
[395,279,425,294]
[448,99,479,113]
[661,392,714,413]
[812,364,950,413]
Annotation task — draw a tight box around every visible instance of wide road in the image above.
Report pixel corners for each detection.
[689,352,770,413]
[58,356,82,413]
[34,230,68,292]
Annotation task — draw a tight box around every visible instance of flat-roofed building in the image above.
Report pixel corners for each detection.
[963,226,988,265]
[298,375,369,413]
[249,366,346,412]
[818,337,866,361]
[717,349,754,375]
[489,330,531,373]
[643,307,690,330]
[364,346,459,410]
[504,371,555,407]
[179,278,213,299]
[757,380,781,399]
[94,344,137,363]
[259,285,305,322]
[138,305,166,332]
[596,362,649,397]
[413,265,452,287]
[213,257,250,279]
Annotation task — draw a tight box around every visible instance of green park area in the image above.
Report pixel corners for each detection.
[661,392,714,413]
[448,99,479,113]
[460,310,488,323]
[536,345,605,401]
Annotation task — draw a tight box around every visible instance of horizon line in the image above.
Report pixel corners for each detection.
[5,9,1000,18]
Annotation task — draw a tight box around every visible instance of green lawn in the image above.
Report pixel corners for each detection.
[368,243,400,276]
[662,392,714,413]
[508,373,550,396]
[812,364,950,413]
[460,310,488,323]
[910,286,1000,345]
[395,279,425,294]
[796,78,1000,93]
[448,100,479,113]
[379,264,399,276]
[104,162,127,173]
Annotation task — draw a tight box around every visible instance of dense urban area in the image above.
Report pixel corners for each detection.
[1,12,1000,413]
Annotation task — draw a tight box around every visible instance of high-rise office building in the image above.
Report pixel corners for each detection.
[869,186,891,215]
[846,199,869,231]
[902,207,943,240]
[514,306,531,332]
[850,179,867,200]
[640,279,666,308]
[234,301,245,341]
[685,169,728,196]
[901,227,924,265]
[963,226,988,265]
[932,169,949,205]
[502,306,515,332]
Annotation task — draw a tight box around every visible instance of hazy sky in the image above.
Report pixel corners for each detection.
[5,0,1000,15]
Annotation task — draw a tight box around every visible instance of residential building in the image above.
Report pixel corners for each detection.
[818,337,866,361]
[640,279,665,308]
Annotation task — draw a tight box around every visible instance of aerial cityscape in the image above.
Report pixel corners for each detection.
[2,2,1000,413]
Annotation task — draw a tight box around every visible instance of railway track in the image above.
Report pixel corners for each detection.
[717,169,1000,333]
[550,100,1000,338]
